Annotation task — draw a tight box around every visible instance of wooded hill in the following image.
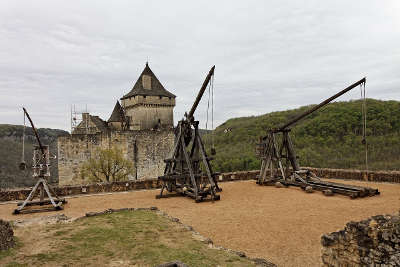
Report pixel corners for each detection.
[203,99,400,173]
[0,124,68,188]
[1,99,398,188]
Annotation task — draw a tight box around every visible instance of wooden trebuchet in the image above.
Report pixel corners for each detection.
[13,108,66,214]
[256,78,380,198]
[156,66,221,202]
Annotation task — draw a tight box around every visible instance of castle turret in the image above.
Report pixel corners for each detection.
[107,101,126,130]
[120,63,176,130]
[72,112,108,135]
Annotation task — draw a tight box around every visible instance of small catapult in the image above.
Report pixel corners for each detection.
[256,78,380,198]
[156,66,221,202]
[13,108,66,214]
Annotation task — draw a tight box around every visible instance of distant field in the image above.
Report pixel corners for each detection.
[0,210,254,267]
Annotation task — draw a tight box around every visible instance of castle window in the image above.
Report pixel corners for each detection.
[142,75,151,90]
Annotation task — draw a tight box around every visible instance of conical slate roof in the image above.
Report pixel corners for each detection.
[107,101,125,122]
[121,63,176,100]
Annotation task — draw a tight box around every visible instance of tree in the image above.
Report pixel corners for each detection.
[80,146,134,182]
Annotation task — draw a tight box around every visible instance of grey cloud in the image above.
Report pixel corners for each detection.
[0,0,399,131]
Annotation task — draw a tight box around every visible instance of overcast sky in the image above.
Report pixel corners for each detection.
[0,1,399,131]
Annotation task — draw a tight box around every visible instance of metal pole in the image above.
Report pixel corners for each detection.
[279,77,366,131]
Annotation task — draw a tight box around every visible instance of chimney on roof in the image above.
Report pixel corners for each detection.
[82,113,89,122]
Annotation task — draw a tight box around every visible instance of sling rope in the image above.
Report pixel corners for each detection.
[22,112,26,162]
[19,111,27,170]
[206,77,211,130]
[211,73,215,151]
[361,81,368,171]
[205,72,215,153]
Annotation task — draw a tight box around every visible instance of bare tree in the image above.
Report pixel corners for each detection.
[80,146,134,182]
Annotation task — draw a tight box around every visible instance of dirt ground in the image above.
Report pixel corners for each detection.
[0,179,399,267]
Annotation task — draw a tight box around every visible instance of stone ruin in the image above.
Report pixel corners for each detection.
[0,219,15,251]
[321,213,400,266]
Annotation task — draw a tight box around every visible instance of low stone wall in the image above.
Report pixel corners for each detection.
[253,167,400,183]
[0,171,257,202]
[306,167,400,183]
[0,179,159,202]
[1,167,399,203]
[321,213,400,266]
[0,219,15,250]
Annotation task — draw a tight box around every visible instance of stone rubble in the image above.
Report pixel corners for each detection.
[0,219,15,251]
[12,214,71,227]
[321,213,400,266]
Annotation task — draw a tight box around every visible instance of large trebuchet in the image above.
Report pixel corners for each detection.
[256,78,379,198]
[156,66,221,202]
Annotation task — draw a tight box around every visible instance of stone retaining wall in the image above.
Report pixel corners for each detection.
[0,219,15,251]
[306,167,400,183]
[250,167,400,183]
[0,171,257,202]
[321,213,400,266]
[1,167,399,202]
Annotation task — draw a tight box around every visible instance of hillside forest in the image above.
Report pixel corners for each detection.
[202,99,400,173]
[0,124,68,188]
[0,99,399,189]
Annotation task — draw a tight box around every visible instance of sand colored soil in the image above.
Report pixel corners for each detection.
[0,179,399,267]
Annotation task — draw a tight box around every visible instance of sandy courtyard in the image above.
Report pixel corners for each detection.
[0,179,399,267]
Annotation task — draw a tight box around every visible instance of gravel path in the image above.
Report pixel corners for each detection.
[0,179,399,267]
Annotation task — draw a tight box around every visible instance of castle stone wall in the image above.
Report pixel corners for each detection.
[126,105,174,130]
[321,213,400,266]
[121,95,175,107]
[121,95,175,130]
[58,129,174,186]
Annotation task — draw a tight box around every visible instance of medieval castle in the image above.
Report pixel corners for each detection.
[57,63,176,185]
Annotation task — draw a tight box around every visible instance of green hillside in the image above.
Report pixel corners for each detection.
[203,99,400,173]
[0,124,69,188]
[1,99,398,188]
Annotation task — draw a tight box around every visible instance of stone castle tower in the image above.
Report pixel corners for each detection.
[121,62,176,130]
[57,63,176,185]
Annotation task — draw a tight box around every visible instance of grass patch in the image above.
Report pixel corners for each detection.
[0,237,22,260]
[0,210,255,267]
[5,262,28,267]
